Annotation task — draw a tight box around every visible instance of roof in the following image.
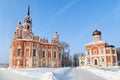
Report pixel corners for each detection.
[85,40,106,46]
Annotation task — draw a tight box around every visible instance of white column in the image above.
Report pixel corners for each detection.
[90,49,92,65]
[104,48,107,66]
[110,48,113,66]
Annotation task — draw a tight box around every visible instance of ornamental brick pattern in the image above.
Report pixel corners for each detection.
[9,6,62,68]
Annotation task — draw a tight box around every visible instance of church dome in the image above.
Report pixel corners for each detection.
[93,29,101,36]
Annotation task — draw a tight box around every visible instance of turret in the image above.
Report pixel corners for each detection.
[15,22,23,38]
[52,32,59,44]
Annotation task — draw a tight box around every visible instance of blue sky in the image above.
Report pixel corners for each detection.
[0,0,120,63]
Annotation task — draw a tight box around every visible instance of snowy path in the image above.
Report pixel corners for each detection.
[68,68,107,80]
[0,69,33,80]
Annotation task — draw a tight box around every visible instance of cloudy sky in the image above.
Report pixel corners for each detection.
[0,0,120,63]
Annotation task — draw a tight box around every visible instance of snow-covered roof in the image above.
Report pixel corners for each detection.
[85,40,106,46]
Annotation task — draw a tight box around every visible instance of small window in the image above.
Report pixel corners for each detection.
[42,51,45,58]
[18,49,21,56]
[33,49,36,56]
[102,58,104,62]
[54,52,56,58]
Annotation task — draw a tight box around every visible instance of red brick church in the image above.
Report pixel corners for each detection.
[85,29,117,67]
[9,5,62,68]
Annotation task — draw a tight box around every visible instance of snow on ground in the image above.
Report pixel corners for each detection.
[69,67,106,80]
[0,68,6,70]
[81,66,120,80]
[1,66,120,80]
[0,68,33,80]
[7,67,72,80]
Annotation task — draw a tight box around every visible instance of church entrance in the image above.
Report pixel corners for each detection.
[94,59,98,65]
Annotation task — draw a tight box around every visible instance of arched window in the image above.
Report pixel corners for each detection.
[102,58,104,62]
[94,59,97,65]
[42,51,45,58]
[27,26,30,30]
[87,50,90,55]
[94,50,97,55]
[33,49,36,56]
[17,49,21,56]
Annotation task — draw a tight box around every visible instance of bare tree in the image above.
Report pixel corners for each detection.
[117,47,120,65]
[59,41,71,67]
[73,53,80,67]
[73,53,85,67]
[59,41,69,52]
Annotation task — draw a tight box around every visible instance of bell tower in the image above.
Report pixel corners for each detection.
[23,5,32,32]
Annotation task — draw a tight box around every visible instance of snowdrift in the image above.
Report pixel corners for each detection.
[8,67,71,80]
[81,66,120,80]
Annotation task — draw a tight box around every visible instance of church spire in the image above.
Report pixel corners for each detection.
[23,4,32,32]
[24,4,32,24]
[27,5,30,16]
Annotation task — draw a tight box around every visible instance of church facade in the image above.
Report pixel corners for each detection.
[9,6,62,68]
[85,29,117,67]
